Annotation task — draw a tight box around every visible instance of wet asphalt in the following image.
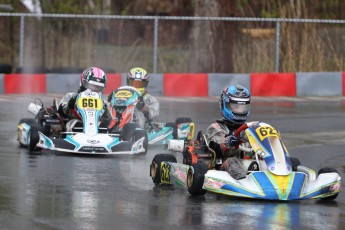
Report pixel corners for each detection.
[1,94,345,230]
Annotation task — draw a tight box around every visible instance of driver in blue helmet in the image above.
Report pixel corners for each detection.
[205,84,252,179]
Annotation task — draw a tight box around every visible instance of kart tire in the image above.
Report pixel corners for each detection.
[318,167,339,200]
[18,118,36,147]
[150,153,177,185]
[187,161,208,196]
[122,122,140,141]
[166,122,178,139]
[28,125,41,151]
[290,157,301,171]
[134,129,148,154]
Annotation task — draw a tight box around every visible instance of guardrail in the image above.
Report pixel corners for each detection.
[1,72,344,97]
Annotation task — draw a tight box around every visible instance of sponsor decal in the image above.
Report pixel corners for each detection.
[87,139,100,144]
[204,178,225,189]
[161,163,171,183]
[330,182,341,192]
[174,168,187,181]
[80,146,106,152]
[115,90,133,98]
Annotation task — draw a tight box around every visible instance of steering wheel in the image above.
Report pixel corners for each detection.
[234,122,249,138]
[233,122,253,153]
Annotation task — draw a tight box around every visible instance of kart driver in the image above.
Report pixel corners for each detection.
[58,67,112,131]
[205,84,252,180]
[108,67,159,130]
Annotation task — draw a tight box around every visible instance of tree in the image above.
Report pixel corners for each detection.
[189,0,237,72]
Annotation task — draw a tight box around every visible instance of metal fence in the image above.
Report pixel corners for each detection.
[0,13,345,73]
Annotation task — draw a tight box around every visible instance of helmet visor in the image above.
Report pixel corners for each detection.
[85,80,105,93]
[128,79,148,88]
[226,101,250,115]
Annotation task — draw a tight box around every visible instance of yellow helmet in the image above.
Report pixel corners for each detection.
[127,67,148,94]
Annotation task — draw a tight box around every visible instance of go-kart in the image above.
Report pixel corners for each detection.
[147,117,194,145]
[17,97,66,151]
[18,90,148,155]
[150,121,341,200]
[108,86,195,145]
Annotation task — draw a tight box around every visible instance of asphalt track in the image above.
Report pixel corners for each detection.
[1,94,345,230]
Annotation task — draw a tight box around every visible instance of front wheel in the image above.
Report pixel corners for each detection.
[187,162,208,196]
[290,157,301,171]
[318,167,339,200]
[28,125,41,151]
[18,118,36,147]
[150,154,177,185]
[121,122,140,141]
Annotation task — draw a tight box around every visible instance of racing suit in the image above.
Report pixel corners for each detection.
[134,92,160,130]
[58,92,112,131]
[205,118,248,180]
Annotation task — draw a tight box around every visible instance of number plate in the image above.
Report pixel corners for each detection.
[77,97,103,110]
[255,126,280,141]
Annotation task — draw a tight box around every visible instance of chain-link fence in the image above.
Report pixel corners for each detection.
[0,13,345,73]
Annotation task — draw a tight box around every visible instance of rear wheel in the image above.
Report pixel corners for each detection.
[318,167,339,200]
[187,162,208,196]
[122,122,140,141]
[290,157,301,171]
[134,129,148,154]
[150,154,177,185]
[166,122,178,139]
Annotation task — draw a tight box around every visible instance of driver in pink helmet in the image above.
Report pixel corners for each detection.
[58,67,111,129]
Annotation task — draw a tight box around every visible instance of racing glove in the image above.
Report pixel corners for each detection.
[221,134,239,151]
[136,96,145,111]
